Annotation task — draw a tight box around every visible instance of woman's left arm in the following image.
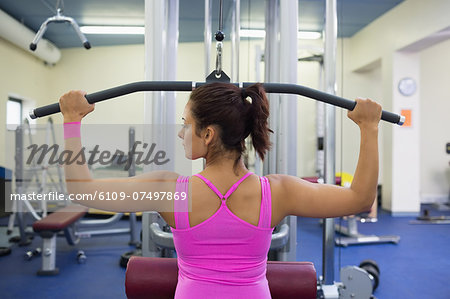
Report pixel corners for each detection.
[60,90,179,213]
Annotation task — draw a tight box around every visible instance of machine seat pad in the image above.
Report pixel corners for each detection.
[33,205,88,232]
[125,257,317,299]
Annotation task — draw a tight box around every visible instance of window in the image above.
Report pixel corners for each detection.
[6,97,23,130]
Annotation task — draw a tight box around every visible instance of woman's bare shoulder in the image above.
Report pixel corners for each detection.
[264,174,290,188]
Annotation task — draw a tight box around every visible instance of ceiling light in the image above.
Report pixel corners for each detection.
[240,29,321,40]
[297,31,322,40]
[80,26,145,35]
[240,29,266,38]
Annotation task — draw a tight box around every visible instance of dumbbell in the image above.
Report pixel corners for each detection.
[77,250,87,264]
[359,259,380,291]
[24,248,42,260]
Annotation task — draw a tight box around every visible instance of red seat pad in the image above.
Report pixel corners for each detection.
[33,205,88,232]
[125,257,317,299]
[266,261,317,299]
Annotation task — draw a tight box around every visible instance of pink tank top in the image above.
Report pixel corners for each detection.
[172,173,274,298]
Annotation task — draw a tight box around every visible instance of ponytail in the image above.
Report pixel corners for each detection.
[243,83,272,161]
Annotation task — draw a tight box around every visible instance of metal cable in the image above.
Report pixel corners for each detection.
[218,0,223,32]
[40,0,56,14]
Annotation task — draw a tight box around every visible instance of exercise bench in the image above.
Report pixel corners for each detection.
[125,257,317,299]
[32,204,88,275]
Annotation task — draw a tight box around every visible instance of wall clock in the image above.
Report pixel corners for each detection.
[398,77,416,96]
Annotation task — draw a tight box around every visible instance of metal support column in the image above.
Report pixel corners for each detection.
[128,127,139,246]
[204,0,212,77]
[263,0,280,176]
[279,0,298,176]
[143,0,178,257]
[145,0,165,125]
[278,0,298,262]
[231,0,240,82]
[322,0,338,285]
[14,125,32,246]
[317,61,325,179]
[165,0,178,171]
[264,0,297,262]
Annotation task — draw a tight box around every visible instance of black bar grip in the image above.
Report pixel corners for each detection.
[30,102,60,119]
[255,83,404,125]
[29,81,404,125]
[86,81,193,103]
[381,110,403,125]
[29,81,193,119]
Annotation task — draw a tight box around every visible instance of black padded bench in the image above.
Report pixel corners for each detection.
[32,205,88,275]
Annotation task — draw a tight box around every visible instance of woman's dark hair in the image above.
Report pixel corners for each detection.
[189,82,272,164]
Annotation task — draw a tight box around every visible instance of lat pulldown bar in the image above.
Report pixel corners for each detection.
[29,81,405,125]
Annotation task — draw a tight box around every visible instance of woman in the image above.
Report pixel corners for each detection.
[60,82,381,298]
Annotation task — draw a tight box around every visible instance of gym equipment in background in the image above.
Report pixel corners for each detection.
[335,215,400,246]
[410,143,450,224]
[334,173,400,247]
[9,124,139,275]
[32,204,88,275]
[8,118,66,246]
[29,0,90,51]
[303,175,401,247]
[0,166,12,218]
[0,166,13,257]
[410,208,450,224]
[24,247,42,260]
[317,260,380,298]
[139,210,290,260]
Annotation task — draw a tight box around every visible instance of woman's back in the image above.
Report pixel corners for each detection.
[172,173,274,298]
[188,172,266,227]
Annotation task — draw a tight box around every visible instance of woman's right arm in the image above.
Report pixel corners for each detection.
[60,90,178,213]
[270,98,381,223]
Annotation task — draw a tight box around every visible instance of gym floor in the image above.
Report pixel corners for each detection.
[1,205,449,299]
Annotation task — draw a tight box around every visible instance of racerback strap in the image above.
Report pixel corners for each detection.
[257,176,272,229]
[174,176,190,229]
